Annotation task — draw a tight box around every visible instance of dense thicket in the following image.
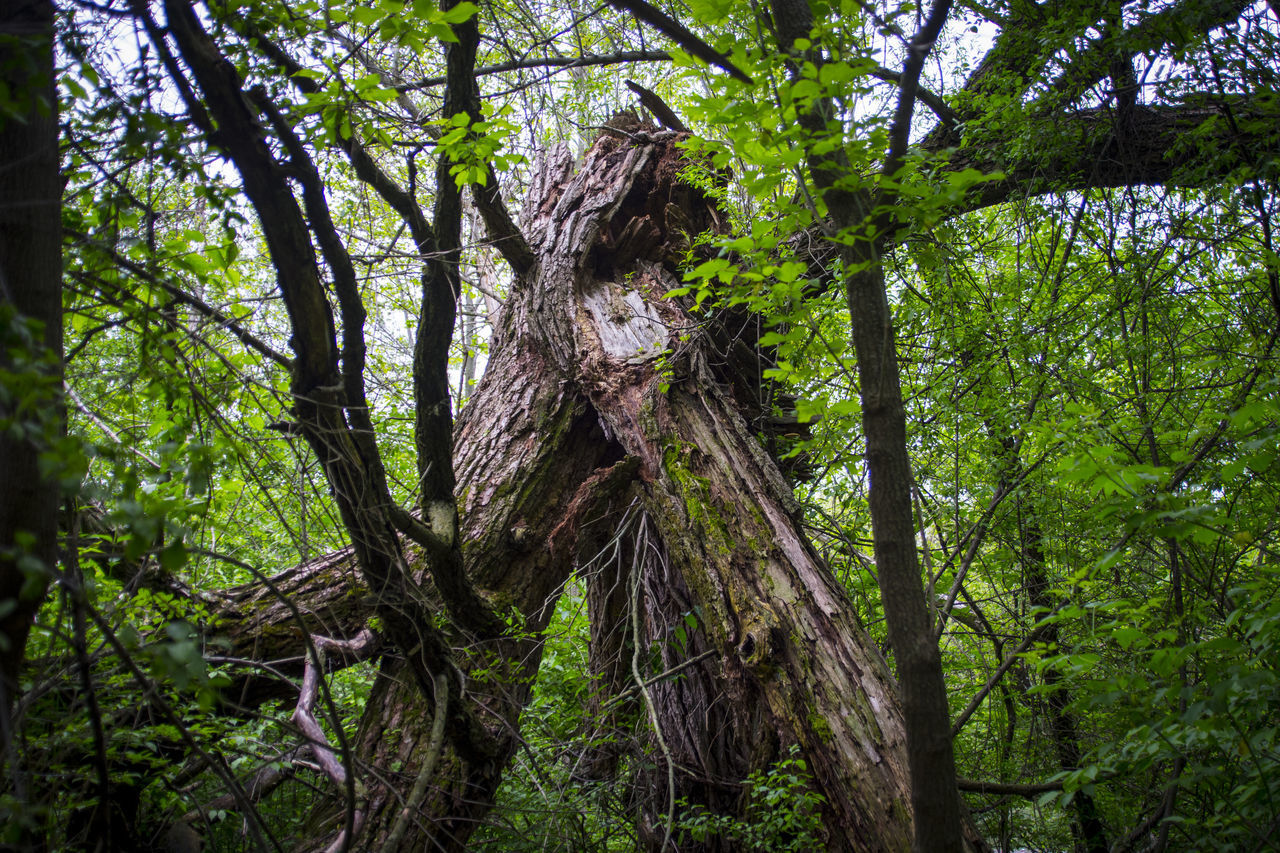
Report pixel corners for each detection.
[0,0,1277,851]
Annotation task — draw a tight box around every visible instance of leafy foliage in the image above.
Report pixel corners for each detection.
[675,745,827,852]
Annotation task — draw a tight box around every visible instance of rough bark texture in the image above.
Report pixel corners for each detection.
[137,122,992,853]
[768,0,972,846]
[0,0,61,748]
[301,127,974,852]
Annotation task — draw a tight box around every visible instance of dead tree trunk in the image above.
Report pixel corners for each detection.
[309,129,985,851]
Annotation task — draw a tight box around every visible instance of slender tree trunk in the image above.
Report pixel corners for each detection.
[0,0,61,753]
[766,1,969,846]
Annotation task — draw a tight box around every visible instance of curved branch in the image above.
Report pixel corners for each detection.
[941,100,1280,211]
[399,49,674,91]
[294,629,380,852]
[605,0,753,84]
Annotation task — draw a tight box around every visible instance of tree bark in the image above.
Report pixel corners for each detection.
[0,0,61,753]
[306,129,984,851]
[122,124,985,853]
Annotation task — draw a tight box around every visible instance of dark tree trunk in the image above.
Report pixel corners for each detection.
[0,0,61,751]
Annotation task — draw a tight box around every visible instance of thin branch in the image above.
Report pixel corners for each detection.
[625,79,691,132]
[933,448,1054,640]
[601,648,718,711]
[184,745,311,820]
[66,387,161,469]
[80,601,279,852]
[957,777,1066,796]
[950,608,1060,737]
[382,669,449,853]
[881,0,955,182]
[399,49,673,91]
[65,228,293,370]
[605,0,753,84]
[631,511,676,853]
[868,66,957,132]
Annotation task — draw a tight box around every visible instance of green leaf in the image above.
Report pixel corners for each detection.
[439,1,479,23]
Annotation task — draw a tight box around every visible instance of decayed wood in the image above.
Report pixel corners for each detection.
[114,122,971,852]
[551,130,923,850]
[206,126,964,851]
[317,128,934,851]
[0,0,62,743]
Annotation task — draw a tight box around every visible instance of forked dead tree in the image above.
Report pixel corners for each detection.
[282,122,990,851]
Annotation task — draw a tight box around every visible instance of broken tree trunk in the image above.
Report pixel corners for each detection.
[285,128,983,851]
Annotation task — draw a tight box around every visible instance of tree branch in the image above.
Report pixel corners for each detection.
[471,169,535,276]
[293,629,380,848]
[957,777,1066,796]
[881,0,955,182]
[1042,0,1252,108]
[625,79,691,133]
[399,49,674,91]
[605,0,753,84]
[64,229,293,369]
[162,0,504,758]
[868,66,957,133]
[940,101,1280,211]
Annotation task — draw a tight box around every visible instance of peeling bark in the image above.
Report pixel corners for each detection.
[118,120,990,853]
[304,127,966,852]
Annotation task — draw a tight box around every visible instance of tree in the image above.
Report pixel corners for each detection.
[0,0,61,753]
[4,0,1278,850]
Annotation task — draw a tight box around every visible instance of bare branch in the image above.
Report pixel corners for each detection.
[64,229,294,370]
[625,79,691,133]
[293,628,380,849]
[605,0,753,84]
[399,49,673,91]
